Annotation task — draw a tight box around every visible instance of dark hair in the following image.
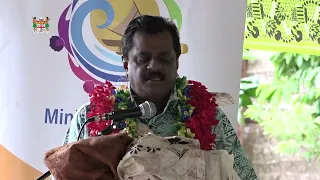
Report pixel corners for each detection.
[121,15,181,59]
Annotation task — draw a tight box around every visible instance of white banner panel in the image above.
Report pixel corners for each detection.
[0,0,246,178]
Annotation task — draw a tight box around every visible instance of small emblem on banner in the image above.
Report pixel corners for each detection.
[33,17,50,34]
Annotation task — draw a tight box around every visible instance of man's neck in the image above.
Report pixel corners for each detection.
[130,90,171,115]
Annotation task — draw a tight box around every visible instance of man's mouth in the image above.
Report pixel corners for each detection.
[146,74,165,82]
[148,77,162,81]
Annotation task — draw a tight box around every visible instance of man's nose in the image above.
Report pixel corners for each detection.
[147,58,161,71]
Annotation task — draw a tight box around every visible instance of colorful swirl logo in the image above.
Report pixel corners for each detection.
[49,0,188,93]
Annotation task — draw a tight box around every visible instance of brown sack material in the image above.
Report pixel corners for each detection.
[44,133,134,180]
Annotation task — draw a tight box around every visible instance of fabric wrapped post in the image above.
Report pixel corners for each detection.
[43,133,134,180]
[44,132,239,180]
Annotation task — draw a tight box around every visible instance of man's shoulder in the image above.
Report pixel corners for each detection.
[63,102,90,145]
[212,92,234,107]
[72,102,90,125]
[75,102,90,115]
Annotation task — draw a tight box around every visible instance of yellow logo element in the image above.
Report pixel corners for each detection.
[89,0,188,55]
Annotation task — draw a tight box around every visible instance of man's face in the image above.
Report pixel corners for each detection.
[124,31,178,99]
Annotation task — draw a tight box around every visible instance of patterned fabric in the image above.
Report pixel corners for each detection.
[62,88,259,180]
[244,0,320,56]
[117,133,240,180]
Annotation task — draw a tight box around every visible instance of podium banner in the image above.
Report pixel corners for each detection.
[0,0,246,179]
[244,0,320,55]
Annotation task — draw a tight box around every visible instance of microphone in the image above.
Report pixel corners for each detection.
[88,101,157,122]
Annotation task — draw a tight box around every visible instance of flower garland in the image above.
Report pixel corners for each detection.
[86,76,219,150]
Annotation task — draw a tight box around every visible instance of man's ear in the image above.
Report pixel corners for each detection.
[176,58,179,70]
[123,56,128,71]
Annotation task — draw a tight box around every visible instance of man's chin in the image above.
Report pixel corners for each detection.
[143,84,167,94]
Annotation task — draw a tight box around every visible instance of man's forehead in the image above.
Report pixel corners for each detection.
[131,31,174,53]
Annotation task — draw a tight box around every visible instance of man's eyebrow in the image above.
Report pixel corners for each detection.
[157,52,171,56]
[136,51,150,56]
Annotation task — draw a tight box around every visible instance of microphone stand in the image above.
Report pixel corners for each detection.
[36,171,51,180]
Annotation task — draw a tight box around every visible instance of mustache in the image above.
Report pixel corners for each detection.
[145,71,165,80]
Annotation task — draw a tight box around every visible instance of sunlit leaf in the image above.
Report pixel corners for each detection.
[285,53,293,64]
[257,83,279,103]
[270,88,282,104]
[305,69,318,82]
[296,55,304,67]
[270,53,282,62]
[301,54,311,60]
[282,88,292,103]
[295,69,303,79]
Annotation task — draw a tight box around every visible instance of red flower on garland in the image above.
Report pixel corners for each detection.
[186,80,218,150]
[86,81,117,136]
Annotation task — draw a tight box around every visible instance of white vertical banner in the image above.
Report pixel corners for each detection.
[0,0,246,179]
[178,0,247,126]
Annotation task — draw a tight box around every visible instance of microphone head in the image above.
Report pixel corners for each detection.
[139,101,157,118]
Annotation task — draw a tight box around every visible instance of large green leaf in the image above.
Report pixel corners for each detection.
[305,69,319,82]
[282,80,299,103]
[245,88,257,97]
[240,94,253,106]
[285,53,293,64]
[270,88,282,104]
[257,84,277,102]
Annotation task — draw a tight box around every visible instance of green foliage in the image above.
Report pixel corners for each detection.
[255,80,299,104]
[257,53,320,115]
[238,76,259,124]
[238,49,259,124]
[244,52,320,159]
[245,103,320,160]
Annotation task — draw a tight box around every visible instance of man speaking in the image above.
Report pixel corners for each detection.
[44,15,258,180]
